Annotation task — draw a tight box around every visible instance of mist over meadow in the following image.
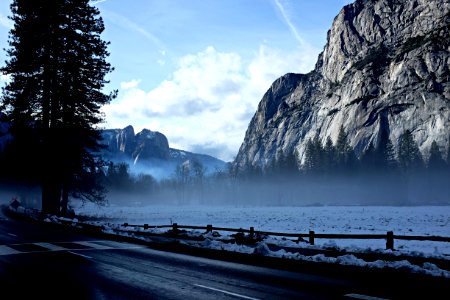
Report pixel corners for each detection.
[101,127,450,208]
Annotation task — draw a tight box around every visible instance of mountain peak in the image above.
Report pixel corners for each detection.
[101,125,226,179]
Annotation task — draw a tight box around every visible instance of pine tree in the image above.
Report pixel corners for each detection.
[1,0,116,214]
[335,125,356,172]
[0,1,45,188]
[376,129,397,170]
[303,137,324,174]
[303,138,316,173]
[361,141,376,170]
[323,136,336,172]
[427,140,445,171]
[397,130,424,172]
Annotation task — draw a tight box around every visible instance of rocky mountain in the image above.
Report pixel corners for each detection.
[101,126,226,177]
[0,114,225,178]
[234,0,449,170]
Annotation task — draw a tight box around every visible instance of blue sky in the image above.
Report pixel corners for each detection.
[0,0,353,161]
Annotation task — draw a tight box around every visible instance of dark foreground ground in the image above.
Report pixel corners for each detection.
[0,207,449,299]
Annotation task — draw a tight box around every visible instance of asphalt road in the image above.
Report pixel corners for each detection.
[0,210,448,300]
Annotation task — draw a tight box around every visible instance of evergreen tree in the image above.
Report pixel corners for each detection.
[284,150,299,176]
[273,150,286,176]
[361,141,376,170]
[335,125,356,172]
[1,0,116,214]
[303,138,315,173]
[427,140,446,171]
[376,129,397,170]
[323,136,336,172]
[303,137,323,174]
[397,130,424,172]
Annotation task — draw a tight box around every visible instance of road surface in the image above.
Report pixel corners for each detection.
[0,210,448,299]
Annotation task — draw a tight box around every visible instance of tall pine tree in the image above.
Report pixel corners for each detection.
[427,140,446,171]
[1,0,116,215]
[323,136,336,172]
[376,129,397,170]
[397,130,424,172]
[335,125,356,173]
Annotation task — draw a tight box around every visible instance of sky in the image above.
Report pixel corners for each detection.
[0,0,353,162]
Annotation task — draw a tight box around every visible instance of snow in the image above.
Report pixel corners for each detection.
[10,203,450,278]
[74,204,450,254]
[68,203,450,278]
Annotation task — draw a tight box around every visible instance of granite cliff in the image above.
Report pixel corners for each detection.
[234,0,449,170]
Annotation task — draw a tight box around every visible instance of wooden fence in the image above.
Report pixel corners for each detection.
[120,223,450,250]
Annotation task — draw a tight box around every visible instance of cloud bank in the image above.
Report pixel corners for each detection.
[103,44,318,161]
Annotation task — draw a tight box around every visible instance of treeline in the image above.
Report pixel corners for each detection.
[235,126,450,205]
[239,126,450,179]
[11,124,444,207]
[94,126,449,206]
[95,159,216,205]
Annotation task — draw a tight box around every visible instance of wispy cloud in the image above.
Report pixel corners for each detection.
[0,13,13,29]
[102,9,165,51]
[273,0,305,47]
[91,0,109,5]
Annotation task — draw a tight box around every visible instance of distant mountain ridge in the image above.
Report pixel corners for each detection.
[100,125,226,178]
[0,116,226,179]
[234,0,450,170]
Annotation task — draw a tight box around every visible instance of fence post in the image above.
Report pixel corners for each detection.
[206,224,213,233]
[386,231,394,250]
[173,223,178,234]
[144,224,149,230]
[123,223,128,227]
[249,227,255,239]
[309,230,315,245]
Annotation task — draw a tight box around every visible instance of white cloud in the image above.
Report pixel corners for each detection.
[103,45,318,161]
[120,79,141,90]
[0,13,13,29]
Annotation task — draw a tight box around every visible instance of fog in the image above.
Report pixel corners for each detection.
[108,157,224,182]
[104,170,450,208]
[1,166,448,212]
[0,185,41,209]
[114,157,179,181]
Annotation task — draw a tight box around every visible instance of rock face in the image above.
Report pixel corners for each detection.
[101,126,226,177]
[102,126,169,161]
[234,0,450,170]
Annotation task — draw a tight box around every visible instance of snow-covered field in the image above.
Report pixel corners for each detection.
[75,204,450,256]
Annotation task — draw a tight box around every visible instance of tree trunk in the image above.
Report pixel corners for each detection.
[42,180,61,215]
[60,183,69,216]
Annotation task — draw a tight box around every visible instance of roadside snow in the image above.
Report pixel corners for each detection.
[9,203,450,278]
[74,204,450,255]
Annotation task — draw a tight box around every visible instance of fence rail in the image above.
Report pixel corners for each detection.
[120,222,450,250]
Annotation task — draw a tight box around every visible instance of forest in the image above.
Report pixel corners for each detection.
[75,125,450,207]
